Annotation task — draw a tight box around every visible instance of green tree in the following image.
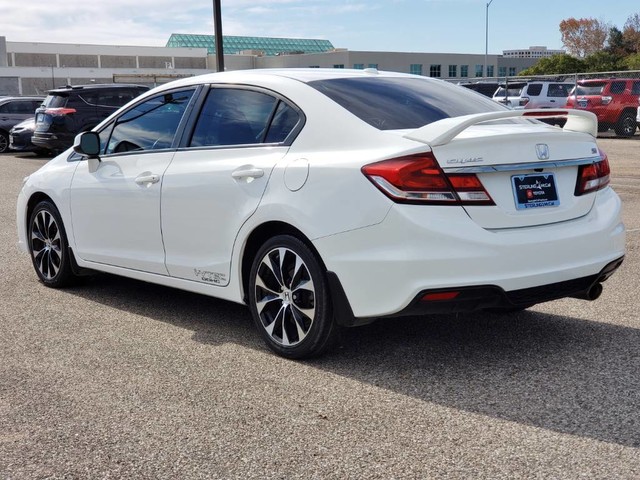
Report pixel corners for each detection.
[584,51,624,72]
[519,54,586,76]
[623,53,640,69]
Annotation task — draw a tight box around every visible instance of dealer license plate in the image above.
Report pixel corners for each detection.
[511,173,560,210]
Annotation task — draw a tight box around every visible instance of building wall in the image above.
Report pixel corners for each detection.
[0,36,539,95]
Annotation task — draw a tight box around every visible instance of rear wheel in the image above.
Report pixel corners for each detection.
[0,131,9,153]
[28,200,77,288]
[248,235,338,359]
[614,111,637,137]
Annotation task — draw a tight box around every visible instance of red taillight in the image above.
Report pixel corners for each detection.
[601,96,612,105]
[421,291,460,302]
[44,107,77,116]
[361,153,494,205]
[519,97,530,106]
[575,151,610,196]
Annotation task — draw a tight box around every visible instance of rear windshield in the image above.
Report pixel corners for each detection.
[42,94,68,108]
[575,83,605,96]
[494,86,524,97]
[308,77,503,130]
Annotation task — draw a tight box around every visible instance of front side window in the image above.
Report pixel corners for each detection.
[190,88,279,147]
[103,89,195,154]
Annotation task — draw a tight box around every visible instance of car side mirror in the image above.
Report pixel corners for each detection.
[73,132,101,159]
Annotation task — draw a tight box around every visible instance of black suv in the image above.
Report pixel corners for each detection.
[32,84,149,152]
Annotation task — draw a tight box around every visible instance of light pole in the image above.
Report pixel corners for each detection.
[213,0,224,72]
[484,0,494,79]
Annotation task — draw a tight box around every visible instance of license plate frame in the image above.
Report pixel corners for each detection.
[511,173,560,210]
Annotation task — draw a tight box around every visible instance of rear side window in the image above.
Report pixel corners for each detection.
[190,88,278,147]
[265,102,300,143]
[309,77,503,130]
[96,89,142,108]
[526,84,543,96]
[576,83,605,96]
[609,82,626,95]
[631,82,640,95]
[548,83,572,97]
[104,89,195,154]
[42,94,68,108]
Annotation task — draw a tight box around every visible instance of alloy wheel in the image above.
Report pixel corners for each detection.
[254,247,316,347]
[30,209,63,280]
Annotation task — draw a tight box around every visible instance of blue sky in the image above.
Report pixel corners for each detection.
[0,0,636,55]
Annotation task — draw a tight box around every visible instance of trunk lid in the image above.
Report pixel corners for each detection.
[403,111,600,229]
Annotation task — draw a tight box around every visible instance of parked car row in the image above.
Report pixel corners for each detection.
[1,84,149,154]
[491,78,640,137]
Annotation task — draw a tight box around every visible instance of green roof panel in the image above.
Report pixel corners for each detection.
[166,34,334,56]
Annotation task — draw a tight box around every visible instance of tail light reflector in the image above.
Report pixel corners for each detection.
[601,96,612,105]
[575,151,610,196]
[44,107,77,116]
[422,291,460,302]
[361,153,494,205]
[519,97,530,106]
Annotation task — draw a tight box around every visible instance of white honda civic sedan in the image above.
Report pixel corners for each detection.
[17,69,625,358]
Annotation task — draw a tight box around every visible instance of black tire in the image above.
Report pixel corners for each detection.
[0,131,9,153]
[248,235,338,359]
[28,200,77,288]
[614,111,637,137]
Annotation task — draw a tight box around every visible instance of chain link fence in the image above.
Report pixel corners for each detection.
[456,70,640,136]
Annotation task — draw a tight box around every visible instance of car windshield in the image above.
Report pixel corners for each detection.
[308,76,504,130]
[574,83,605,96]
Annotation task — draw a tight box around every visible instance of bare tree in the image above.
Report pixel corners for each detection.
[560,17,610,57]
[623,13,640,53]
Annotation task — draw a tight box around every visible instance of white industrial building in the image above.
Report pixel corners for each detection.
[0,35,539,95]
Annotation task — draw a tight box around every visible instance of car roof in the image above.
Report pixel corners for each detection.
[163,68,427,88]
[0,96,45,101]
[47,84,149,94]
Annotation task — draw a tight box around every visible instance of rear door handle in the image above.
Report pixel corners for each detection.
[135,174,160,186]
[231,168,264,180]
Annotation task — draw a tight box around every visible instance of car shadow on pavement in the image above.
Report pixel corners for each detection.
[66,273,640,449]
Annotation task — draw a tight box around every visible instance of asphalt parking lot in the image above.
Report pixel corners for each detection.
[1,137,639,479]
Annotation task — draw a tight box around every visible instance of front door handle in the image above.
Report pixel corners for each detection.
[135,173,160,186]
[231,168,264,180]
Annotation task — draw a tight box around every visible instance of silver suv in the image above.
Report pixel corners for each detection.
[493,81,574,110]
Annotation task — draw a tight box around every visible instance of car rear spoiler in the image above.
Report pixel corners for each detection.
[404,109,597,147]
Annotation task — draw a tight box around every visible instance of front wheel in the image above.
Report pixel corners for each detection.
[248,235,338,359]
[614,112,637,137]
[0,131,9,153]
[28,200,77,288]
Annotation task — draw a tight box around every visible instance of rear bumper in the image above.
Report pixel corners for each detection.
[329,257,623,326]
[32,132,74,151]
[314,187,625,320]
